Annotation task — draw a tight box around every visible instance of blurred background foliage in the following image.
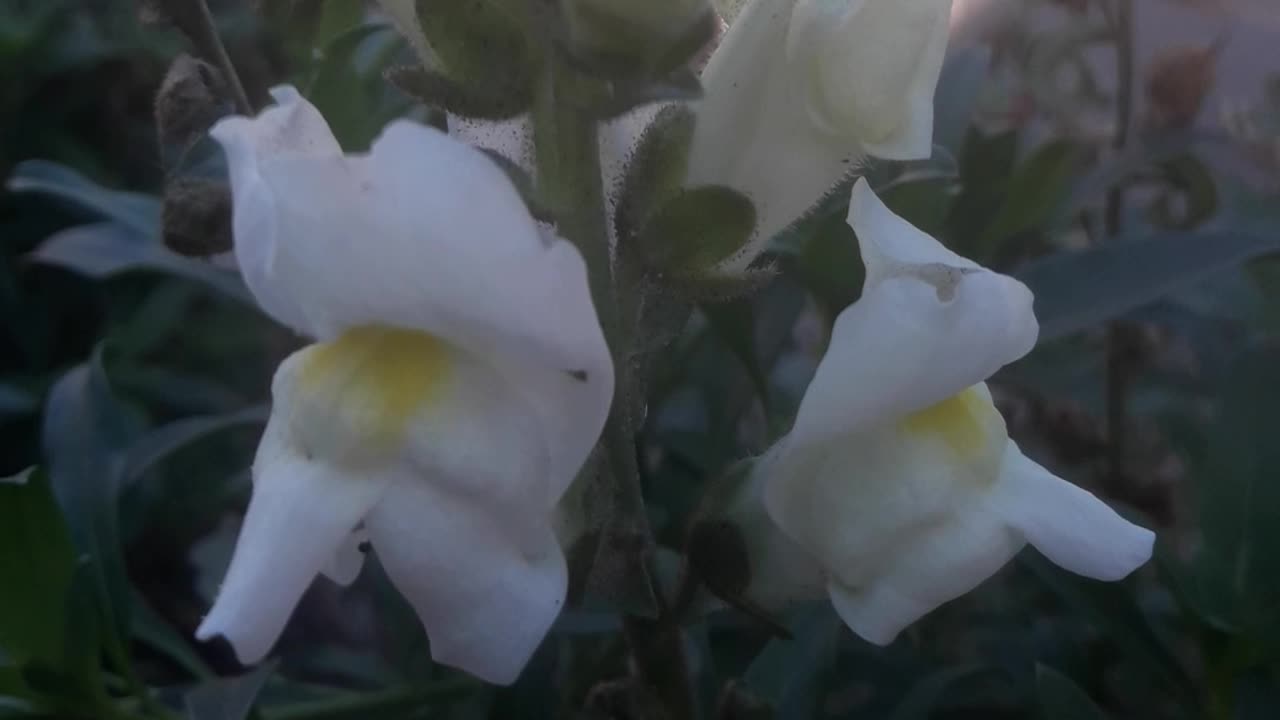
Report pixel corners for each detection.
[3,0,1280,718]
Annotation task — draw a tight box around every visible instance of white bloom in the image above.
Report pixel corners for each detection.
[197,87,613,685]
[689,0,954,271]
[746,179,1154,644]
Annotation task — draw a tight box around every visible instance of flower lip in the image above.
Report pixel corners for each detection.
[787,181,1037,448]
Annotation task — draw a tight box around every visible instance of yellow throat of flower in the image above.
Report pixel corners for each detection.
[899,387,999,460]
[291,325,453,465]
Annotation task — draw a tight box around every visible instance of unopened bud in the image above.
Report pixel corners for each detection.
[162,178,232,257]
[155,54,231,155]
[1146,43,1219,130]
[563,0,713,68]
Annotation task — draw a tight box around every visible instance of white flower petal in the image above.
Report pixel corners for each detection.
[321,529,368,586]
[790,187,1036,446]
[725,460,827,611]
[210,85,344,336]
[690,0,858,270]
[365,480,567,685]
[827,506,1021,645]
[195,404,392,663]
[243,116,611,386]
[791,271,1035,445]
[765,386,1008,588]
[848,178,977,283]
[990,444,1155,581]
[828,0,952,161]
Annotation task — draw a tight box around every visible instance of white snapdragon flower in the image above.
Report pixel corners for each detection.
[738,180,1154,644]
[689,0,954,270]
[196,87,614,685]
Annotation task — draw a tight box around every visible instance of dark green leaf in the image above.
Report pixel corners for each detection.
[41,348,146,663]
[741,608,841,717]
[1036,665,1108,720]
[0,468,77,667]
[6,160,159,234]
[702,301,771,415]
[131,592,213,681]
[888,664,988,720]
[414,0,532,115]
[1016,231,1280,341]
[1018,552,1196,705]
[978,140,1089,256]
[183,663,276,720]
[0,385,36,418]
[388,65,528,119]
[1194,346,1280,628]
[120,406,267,487]
[29,221,252,304]
[616,105,696,242]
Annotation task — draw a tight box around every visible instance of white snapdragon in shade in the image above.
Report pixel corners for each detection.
[750,180,1154,644]
[199,88,613,684]
[689,0,954,272]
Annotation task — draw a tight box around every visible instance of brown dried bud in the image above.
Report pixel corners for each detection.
[155,54,231,155]
[686,518,751,599]
[162,178,233,257]
[1145,43,1220,130]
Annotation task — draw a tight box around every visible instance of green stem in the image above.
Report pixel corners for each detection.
[164,0,254,113]
[531,40,694,720]
[532,51,657,612]
[261,681,476,720]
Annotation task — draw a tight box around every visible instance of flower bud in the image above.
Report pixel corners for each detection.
[689,0,954,272]
[154,54,231,156]
[162,178,232,257]
[1145,43,1219,130]
[564,0,710,43]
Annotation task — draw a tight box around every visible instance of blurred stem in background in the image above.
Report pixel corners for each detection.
[1105,0,1136,494]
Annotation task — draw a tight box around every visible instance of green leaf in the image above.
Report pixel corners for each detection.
[1018,552,1196,705]
[741,608,841,717]
[387,65,528,120]
[307,24,406,150]
[639,186,756,273]
[314,0,365,48]
[0,385,37,418]
[120,406,267,486]
[888,665,988,720]
[183,663,276,720]
[1147,154,1218,230]
[615,105,696,242]
[702,301,771,415]
[131,592,213,681]
[1194,346,1280,628]
[0,468,78,667]
[41,348,146,666]
[1016,231,1280,341]
[6,160,158,235]
[28,221,252,304]
[1036,665,1108,720]
[1055,131,1231,228]
[414,0,532,115]
[977,139,1088,256]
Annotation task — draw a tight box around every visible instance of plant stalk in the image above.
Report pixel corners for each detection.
[1104,0,1136,490]
[179,0,254,114]
[531,40,694,720]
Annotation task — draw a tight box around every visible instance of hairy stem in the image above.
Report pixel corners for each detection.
[531,34,694,720]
